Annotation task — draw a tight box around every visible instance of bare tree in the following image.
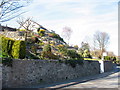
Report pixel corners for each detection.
[94,31,110,56]
[62,26,73,45]
[0,0,31,22]
[17,17,34,31]
[17,17,41,41]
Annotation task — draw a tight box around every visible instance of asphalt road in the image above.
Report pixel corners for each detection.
[64,71,119,88]
[47,66,120,89]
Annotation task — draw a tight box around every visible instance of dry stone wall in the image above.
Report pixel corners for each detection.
[104,61,115,72]
[2,59,115,88]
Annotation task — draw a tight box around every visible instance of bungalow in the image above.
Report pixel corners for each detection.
[0,25,16,31]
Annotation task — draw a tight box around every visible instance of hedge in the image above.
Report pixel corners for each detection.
[1,36,14,58]
[0,35,26,59]
[11,40,26,59]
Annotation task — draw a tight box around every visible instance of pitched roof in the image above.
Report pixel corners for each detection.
[0,25,16,31]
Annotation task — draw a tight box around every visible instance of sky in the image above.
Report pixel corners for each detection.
[2,0,119,56]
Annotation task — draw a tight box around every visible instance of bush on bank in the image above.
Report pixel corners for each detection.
[0,35,26,59]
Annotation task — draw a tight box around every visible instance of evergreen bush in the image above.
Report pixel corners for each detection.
[1,36,9,57]
[66,50,83,60]
[1,36,14,58]
[0,35,26,59]
[41,51,58,59]
[11,40,26,59]
[57,44,67,55]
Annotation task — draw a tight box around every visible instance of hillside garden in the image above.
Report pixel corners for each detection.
[0,26,119,65]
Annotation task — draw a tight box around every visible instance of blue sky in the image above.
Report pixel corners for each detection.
[2,0,119,55]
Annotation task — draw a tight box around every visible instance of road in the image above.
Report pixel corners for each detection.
[64,71,119,88]
[47,66,120,89]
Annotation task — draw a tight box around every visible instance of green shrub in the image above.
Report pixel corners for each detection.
[57,45,83,60]
[1,36,9,57]
[19,41,26,58]
[7,39,14,56]
[39,41,44,46]
[0,36,26,59]
[41,51,58,59]
[104,56,110,60]
[115,59,120,65]
[27,51,40,59]
[43,44,51,52]
[66,50,82,60]
[57,45,67,55]
[74,45,79,49]
[11,40,26,59]
[2,58,13,67]
[1,36,14,58]
[31,45,37,54]
[42,44,59,59]
[104,56,116,61]
[82,49,92,58]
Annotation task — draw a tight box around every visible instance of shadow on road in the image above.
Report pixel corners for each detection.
[44,65,120,89]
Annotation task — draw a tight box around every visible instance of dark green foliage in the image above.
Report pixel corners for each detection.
[38,41,44,46]
[79,42,92,58]
[115,60,120,65]
[26,51,39,59]
[43,44,51,52]
[104,56,110,60]
[57,45,83,60]
[31,45,37,54]
[57,45,67,55]
[104,56,116,61]
[0,36,26,59]
[1,36,9,57]
[98,56,102,59]
[11,41,26,59]
[19,41,26,58]
[7,40,14,55]
[2,58,13,67]
[41,51,58,59]
[1,36,14,58]
[66,50,83,60]
[42,44,58,59]
[83,49,92,58]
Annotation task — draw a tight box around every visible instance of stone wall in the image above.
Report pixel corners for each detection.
[2,59,100,88]
[104,61,115,72]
